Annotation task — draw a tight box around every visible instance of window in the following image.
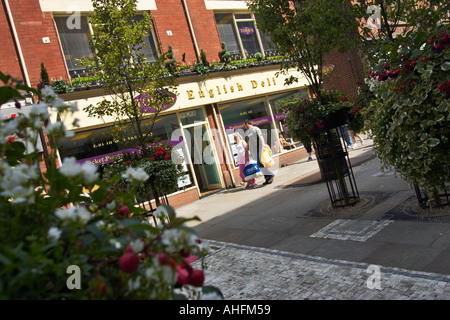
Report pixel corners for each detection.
[54,16,93,77]
[54,15,159,78]
[219,97,276,165]
[268,89,309,148]
[130,15,159,63]
[57,114,180,163]
[214,12,275,59]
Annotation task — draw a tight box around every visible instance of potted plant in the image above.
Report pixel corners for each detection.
[102,141,182,209]
[284,90,355,144]
[284,90,360,207]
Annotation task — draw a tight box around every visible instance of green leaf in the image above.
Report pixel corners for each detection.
[430,138,440,147]
[119,218,143,229]
[441,62,450,71]
[437,100,449,112]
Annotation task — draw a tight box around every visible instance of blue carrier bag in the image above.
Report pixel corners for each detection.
[243,161,261,181]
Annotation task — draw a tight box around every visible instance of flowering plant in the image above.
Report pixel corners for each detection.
[102,141,181,203]
[365,24,449,203]
[284,90,355,145]
[0,72,222,299]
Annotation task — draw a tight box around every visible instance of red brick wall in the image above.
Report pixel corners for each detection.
[141,187,200,210]
[323,49,364,99]
[168,187,200,209]
[152,0,198,65]
[184,0,222,64]
[152,0,222,66]
[0,2,23,82]
[4,0,69,88]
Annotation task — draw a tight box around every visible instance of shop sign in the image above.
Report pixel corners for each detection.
[239,26,254,35]
[322,64,335,75]
[135,90,177,113]
[77,137,183,165]
[186,77,277,101]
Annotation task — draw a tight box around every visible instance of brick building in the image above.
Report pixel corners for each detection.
[0,0,364,208]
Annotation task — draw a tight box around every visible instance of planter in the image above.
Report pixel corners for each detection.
[312,127,359,208]
[308,108,350,136]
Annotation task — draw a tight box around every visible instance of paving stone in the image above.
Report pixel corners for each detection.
[194,241,450,300]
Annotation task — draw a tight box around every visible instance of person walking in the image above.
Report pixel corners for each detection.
[339,125,356,149]
[244,120,275,185]
[305,144,314,161]
[234,133,257,188]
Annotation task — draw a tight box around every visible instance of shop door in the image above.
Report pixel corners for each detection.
[186,124,222,191]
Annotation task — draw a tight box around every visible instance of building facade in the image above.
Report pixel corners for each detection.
[1,0,364,208]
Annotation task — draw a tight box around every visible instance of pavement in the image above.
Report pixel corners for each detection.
[176,137,450,300]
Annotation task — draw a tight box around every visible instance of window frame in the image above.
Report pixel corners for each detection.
[214,11,274,60]
[53,13,160,78]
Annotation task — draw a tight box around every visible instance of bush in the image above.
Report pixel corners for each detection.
[0,72,221,299]
[365,24,450,200]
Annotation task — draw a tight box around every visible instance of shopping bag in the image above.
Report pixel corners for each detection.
[243,161,261,181]
[261,147,275,168]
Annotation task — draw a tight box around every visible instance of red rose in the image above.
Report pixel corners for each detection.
[188,269,205,287]
[432,44,444,53]
[119,246,140,273]
[118,204,130,217]
[164,154,170,160]
[158,252,168,265]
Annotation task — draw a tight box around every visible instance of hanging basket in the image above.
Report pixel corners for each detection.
[307,107,350,136]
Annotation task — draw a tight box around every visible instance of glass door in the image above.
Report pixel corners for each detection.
[186,124,222,191]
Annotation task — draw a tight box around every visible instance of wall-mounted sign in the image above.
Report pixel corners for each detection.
[239,26,254,35]
[135,90,177,113]
[322,64,335,75]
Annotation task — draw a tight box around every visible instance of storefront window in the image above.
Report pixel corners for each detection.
[179,108,205,126]
[58,113,180,163]
[268,89,309,147]
[57,113,195,192]
[220,97,276,166]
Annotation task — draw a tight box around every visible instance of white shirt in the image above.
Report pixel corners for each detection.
[236,141,246,164]
[246,126,263,162]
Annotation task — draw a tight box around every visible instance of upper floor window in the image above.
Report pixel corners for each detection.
[54,14,159,78]
[54,16,93,77]
[214,12,275,60]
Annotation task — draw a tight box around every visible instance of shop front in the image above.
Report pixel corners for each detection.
[56,67,310,208]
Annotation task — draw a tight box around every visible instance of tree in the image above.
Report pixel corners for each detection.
[352,1,450,206]
[353,0,450,67]
[80,0,178,159]
[247,0,361,103]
